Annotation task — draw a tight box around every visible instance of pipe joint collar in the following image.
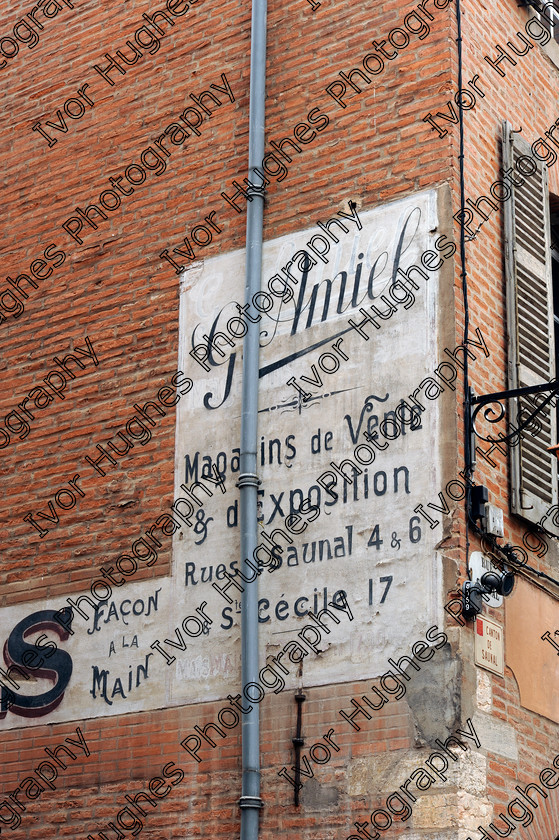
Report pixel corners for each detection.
[246,181,266,199]
[239,795,264,810]
[236,472,261,488]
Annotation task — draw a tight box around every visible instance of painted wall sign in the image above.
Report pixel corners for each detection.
[172,188,446,704]
[0,188,449,728]
[0,584,167,728]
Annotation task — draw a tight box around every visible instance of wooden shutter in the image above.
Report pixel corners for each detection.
[503,120,558,525]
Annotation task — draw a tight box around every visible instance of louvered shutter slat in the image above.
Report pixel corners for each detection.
[503,120,558,523]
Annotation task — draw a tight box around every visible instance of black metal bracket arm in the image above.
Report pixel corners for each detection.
[468,380,559,447]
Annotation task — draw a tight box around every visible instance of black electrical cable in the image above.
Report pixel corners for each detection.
[455,0,472,579]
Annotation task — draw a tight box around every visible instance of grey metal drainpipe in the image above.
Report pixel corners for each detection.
[237,0,267,838]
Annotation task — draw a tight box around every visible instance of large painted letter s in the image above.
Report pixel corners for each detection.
[0,609,73,718]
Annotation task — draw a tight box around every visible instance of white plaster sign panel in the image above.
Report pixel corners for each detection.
[172,189,444,704]
[0,579,172,730]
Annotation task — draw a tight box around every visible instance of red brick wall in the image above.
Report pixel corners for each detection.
[0,685,415,838]
[1,0,558,836]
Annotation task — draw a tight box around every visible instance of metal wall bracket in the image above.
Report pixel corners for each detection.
[468,379,559,447]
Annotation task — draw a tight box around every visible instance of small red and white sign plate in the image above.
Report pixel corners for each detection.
[475,616,504,676]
